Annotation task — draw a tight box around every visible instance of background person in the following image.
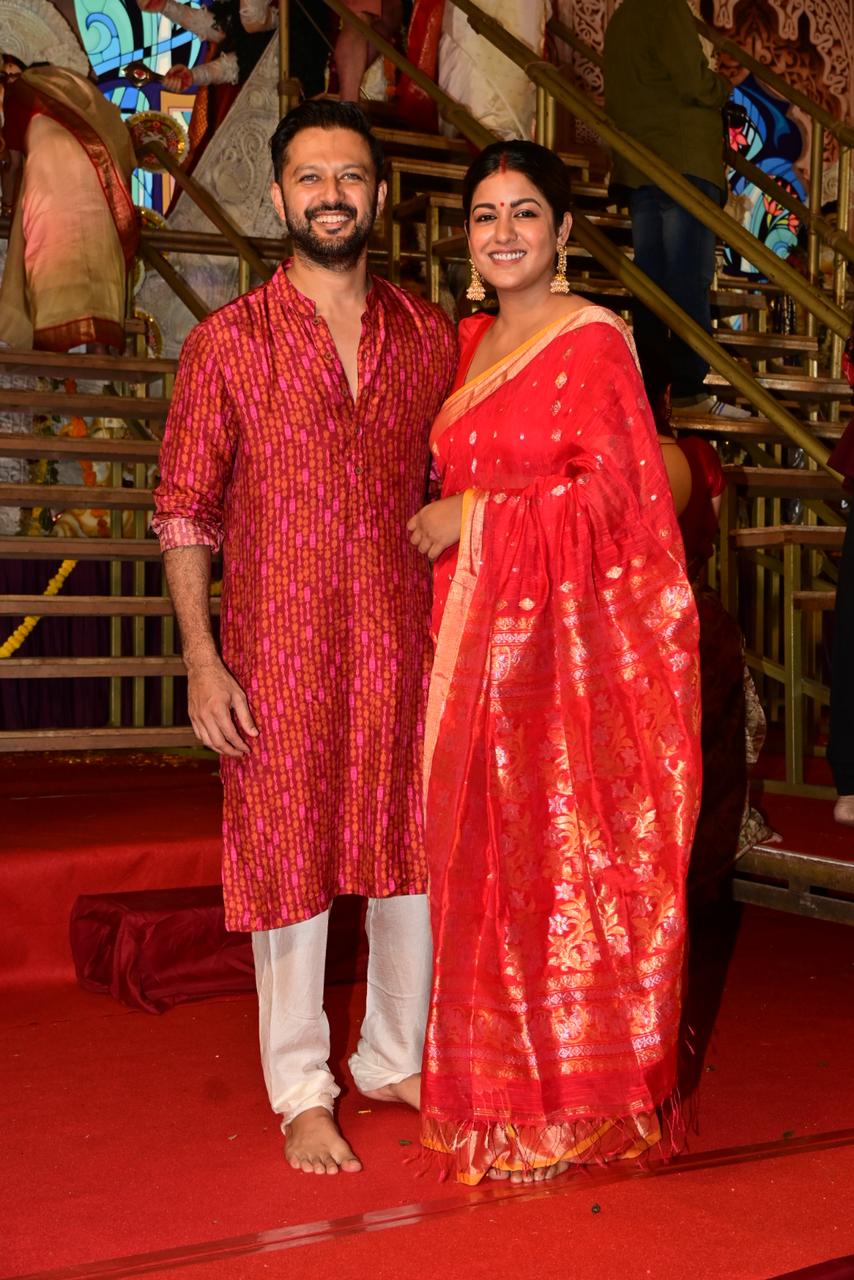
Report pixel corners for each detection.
[604,0,741,417]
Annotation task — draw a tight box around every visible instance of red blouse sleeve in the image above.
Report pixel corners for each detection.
[451,313,495,393]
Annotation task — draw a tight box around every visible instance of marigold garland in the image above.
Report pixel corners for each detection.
[0,559,78,659]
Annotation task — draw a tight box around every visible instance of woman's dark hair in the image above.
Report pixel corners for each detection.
[461,140,573,228]
[270,99,384,185]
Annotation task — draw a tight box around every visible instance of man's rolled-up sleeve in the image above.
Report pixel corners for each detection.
[153,324,239,552]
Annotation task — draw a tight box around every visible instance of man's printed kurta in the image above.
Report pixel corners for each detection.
[154,267,457,931]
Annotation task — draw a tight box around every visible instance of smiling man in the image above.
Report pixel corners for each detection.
[153,100,456,1175]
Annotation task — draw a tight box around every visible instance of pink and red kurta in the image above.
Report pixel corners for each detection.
[154,267,457,931]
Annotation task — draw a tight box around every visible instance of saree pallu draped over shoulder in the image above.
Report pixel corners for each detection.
[421,308,702,1184]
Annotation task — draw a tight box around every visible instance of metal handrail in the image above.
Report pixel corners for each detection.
[451,0,848,342]
[145,141,272,282]
[725,147,854,268]
[317,0,835,472]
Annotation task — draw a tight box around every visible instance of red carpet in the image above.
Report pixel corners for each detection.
[1,754,222,987]
[2,754,853,1279]
[2,906,853,1280]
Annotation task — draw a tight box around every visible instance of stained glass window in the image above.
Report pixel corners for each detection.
[725,75,808,278]
[74,0,205,209]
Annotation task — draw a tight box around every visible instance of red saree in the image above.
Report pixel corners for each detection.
[421,307,702,1184]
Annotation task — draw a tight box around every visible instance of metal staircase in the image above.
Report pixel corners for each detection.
[0,0,850,832]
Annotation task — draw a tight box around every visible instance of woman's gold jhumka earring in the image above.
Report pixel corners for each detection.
[550,244,571,295]
[466,259,486,302]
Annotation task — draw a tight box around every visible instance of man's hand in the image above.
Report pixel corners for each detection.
[406,492,465,561]
[187,656,259,758]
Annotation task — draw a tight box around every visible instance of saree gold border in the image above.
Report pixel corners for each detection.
[422,487,484,810]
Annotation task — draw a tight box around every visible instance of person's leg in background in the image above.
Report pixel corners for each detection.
[628,183,672,383]
[334,0,402,101]
[659,176,719,404]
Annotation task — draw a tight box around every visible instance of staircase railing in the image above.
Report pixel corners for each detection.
[547,12,854,382]
[315,0,840,470]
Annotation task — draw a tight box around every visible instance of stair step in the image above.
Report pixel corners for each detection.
[731,525,845,549]
[0,594,219,617]
[0,351,176,382]
[0,656,186,679]
[376,126,607,176]
[706,371,850,402]
[0,484,154,509]
[0,726,198,752]
[792,590,837,611]
[664,414,844,444]
[716,332,819,358]
[0,390,169,420]
[722,465,843,500]
[0,536,161,560]
[0,434,160,463]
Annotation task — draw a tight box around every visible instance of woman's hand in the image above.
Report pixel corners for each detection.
[407,493,465,561]
[162,64,194,91]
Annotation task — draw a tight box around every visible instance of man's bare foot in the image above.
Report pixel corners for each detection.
[284,1107,362,1175]
[360,1072,420,1110]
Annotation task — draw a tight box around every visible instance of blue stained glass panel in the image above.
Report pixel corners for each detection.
[74,0,205,210]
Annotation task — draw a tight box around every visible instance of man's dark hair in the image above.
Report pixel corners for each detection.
[462,140,573,230]
[270,100,384,185]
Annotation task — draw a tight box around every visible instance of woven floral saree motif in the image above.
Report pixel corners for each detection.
[421,309,702,1183]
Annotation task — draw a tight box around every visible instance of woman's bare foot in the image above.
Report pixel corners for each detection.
[506,1160,570,1184]
[360,1072,421,1109]
[284,1106,363,1175]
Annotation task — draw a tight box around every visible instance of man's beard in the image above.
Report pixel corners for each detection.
[285,197,377,271]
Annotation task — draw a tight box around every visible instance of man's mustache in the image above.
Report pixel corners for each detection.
[306,202,358,223]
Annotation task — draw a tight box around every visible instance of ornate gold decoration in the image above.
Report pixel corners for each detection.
[128,111,188,171]
[134,307,164,357]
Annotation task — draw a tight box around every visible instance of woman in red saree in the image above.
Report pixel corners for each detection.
[407,142,702,1185]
